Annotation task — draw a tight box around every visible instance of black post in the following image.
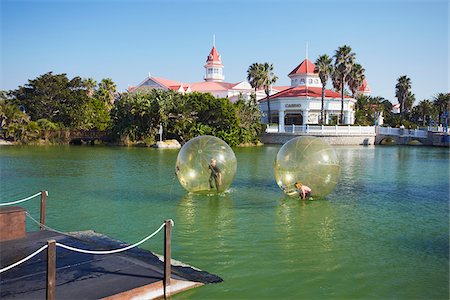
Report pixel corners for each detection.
[164,220,172,299]
[47,240,56,300]
[40,191,47,230]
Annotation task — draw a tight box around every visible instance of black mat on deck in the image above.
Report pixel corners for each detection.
[0,230,222,299]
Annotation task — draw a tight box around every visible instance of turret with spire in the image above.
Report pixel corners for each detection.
[204,35,224,82]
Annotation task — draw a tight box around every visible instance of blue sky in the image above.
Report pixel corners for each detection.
[1,0,448,103]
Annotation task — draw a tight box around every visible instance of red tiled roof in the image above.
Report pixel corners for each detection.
[206,46,221,63]
[152,77,183,88]
[261,85,350,101]
[288,59,316,76]
[272,86,291,92]
[189,81,234,92]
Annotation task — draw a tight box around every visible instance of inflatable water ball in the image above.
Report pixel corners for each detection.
[176,135,237,193]
[274,136,340,198]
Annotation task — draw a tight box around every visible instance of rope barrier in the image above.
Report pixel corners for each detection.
[0,244,49,273]
[56,221,170,255]
[0,220,174,273]
[26,212,69,237]
[0,191,48,206]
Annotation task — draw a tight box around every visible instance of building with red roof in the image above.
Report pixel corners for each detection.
[259,58,369,128]
[129,43,255,100]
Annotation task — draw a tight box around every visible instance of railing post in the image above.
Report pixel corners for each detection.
[321,125,324,134]
[306,124,309,134]
[292,124,295,133]
[47,240,56,300]
[164,219,172,299]
[335,125,338,134]
[40,191,47,230]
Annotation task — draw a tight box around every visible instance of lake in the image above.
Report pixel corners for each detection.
[1,145,448,299]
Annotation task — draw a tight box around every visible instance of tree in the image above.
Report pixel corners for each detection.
[432,93,450,125]
[314,54,333,124]
[395,75,412,116]
[404,91,415,113]
[111,90,250,146]
[9,72,90,128]
[0,101,40,142]
[333,45,355,124]
[110,92,160,145]
[97,78,117,109]
[348,63,365,97]
[412,100,434,126]
[234,93,263,144]
[354,95,392,126]
[246,62,277,124]
[247,63,263,93]
[83,78,97,97]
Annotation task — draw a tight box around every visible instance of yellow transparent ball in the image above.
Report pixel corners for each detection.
[274,136,340,198]
[176,135,237,193]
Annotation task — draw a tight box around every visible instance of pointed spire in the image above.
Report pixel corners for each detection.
[306,41,309,61]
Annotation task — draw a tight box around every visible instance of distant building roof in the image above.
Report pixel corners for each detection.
[288,59,316,76]
[261,86,350,101]
[206,46,222,64]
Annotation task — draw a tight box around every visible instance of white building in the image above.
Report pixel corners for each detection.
[259,58,369,129]
[129,44,255,101]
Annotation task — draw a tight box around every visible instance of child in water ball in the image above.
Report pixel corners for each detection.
[295,182,312,200]
[208,159,222,191]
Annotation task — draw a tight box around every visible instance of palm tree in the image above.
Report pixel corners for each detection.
[413,100,434,126]
[83,78,97,97]
[333,45,355,124]
[348,63,365,97]
[247,63,263,93]
[404,91,415,114]
[98,78,117,108]
[432,92,450,125]
[314,54,333,124]
[247,63,277,124]
[395,75,411,116]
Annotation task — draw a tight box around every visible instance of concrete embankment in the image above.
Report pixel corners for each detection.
[260,133,375,145]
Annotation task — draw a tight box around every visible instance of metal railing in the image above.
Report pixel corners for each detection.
[266,125,376,135]
[378,127,428,138]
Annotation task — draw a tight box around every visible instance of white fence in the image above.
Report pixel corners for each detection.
[426,125,449,133]
[378,127,428,138]
[266,125,434,138]
[267,125,376,135]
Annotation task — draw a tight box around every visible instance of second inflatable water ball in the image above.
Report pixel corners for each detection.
[274,136,340,198]
[176,135,237,193]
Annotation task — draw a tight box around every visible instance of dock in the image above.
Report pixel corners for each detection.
[0,229,222,299]
[0,192,222,299]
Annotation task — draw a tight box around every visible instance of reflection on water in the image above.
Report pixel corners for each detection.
[0,145,448,299]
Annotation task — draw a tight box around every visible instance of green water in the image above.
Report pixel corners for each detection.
[0,145,448,299]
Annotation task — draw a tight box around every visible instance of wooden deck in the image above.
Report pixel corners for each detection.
[0,230,222,299]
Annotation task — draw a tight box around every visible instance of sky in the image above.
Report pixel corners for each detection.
[1,0,448,103]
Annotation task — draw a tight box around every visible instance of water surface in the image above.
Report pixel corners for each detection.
[0,145,448,299]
